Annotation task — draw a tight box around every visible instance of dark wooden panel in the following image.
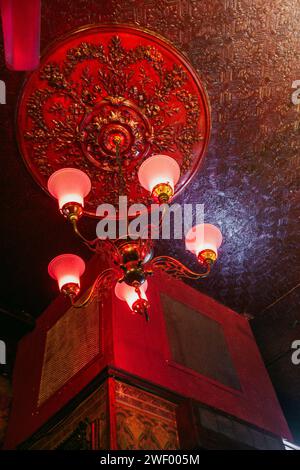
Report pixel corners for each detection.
[161,293,240,390]
[176,399,285,450]
[38,296,101,405]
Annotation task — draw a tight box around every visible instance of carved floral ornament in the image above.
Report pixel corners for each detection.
[18,25,220,321]
[17,24,211,214]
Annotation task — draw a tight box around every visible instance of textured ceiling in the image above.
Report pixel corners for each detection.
[0,0,299,439]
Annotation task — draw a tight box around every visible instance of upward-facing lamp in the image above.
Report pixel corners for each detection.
[48,253,86,298]
[185,223,223,265]
[47,168,91,222]
[138,154,180,203]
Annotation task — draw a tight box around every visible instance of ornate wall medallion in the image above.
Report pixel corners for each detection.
[17,25,211,215]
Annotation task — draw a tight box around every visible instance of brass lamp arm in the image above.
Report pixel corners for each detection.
[150,255,211,281]
[70,268,120,308]
[70,218,98,251]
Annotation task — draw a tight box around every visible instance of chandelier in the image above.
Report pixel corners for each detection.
[47,146,222,321]
[15,24,223,321]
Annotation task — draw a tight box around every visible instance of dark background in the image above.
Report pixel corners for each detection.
[0,0,299,441]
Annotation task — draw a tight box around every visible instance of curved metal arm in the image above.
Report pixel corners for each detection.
[70,220,124,266]
[70,268,121,308]
[70,218,98,251]
[150,255,211,280]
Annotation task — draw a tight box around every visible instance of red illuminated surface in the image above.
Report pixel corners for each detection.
[17,25,211,214]
[4,257,291,448]
[48,254,85,291]
[0,0,41,70]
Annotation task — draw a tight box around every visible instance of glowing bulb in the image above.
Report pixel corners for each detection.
[48,254,85,294]
[114,280,148,311]
[47,168,91,210]
[185,223,223,263]
[138,155,180,202]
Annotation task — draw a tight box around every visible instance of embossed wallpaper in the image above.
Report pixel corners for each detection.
[0,0,299,439]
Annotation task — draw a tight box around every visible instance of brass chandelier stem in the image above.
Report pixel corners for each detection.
[70,218,98,251]
[70,268,120,308]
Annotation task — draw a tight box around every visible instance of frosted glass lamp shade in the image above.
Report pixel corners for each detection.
[48,254,85,291]
[47,168,91,209]
[114,280,148,310]
[185,223,223,257]
[138,155,180,193]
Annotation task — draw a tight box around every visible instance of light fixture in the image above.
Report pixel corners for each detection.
[47,168,91,221]
[48,254,86,298]
[115,280,149,320]
[138,154,181,203]
[47,155,222,321]
[185,223,223,265]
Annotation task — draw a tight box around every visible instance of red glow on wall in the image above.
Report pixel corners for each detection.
[0,0,41,70]
[4,257,292,449]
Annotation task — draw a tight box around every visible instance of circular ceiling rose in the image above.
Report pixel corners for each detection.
[17,25,211,215]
